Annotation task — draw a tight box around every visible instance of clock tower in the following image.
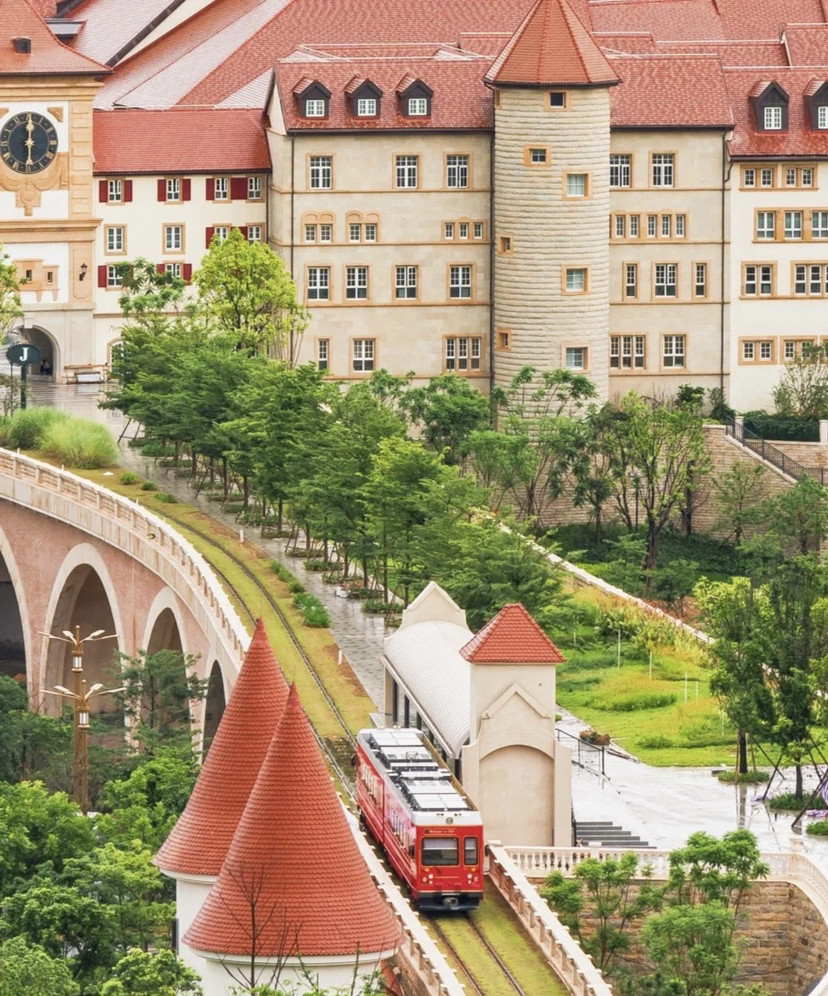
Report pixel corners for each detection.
[0,0,107,375]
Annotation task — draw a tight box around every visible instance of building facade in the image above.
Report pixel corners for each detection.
[6,0,828,409]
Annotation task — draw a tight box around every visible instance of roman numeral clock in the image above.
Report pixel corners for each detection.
[1,112,58,173]
[0,109,67,216]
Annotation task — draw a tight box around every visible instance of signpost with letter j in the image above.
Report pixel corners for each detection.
[6,342,40,411]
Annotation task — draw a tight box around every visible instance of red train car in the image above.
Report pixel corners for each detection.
[356,727,484,911]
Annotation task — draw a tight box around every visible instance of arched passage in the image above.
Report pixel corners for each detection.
[0,548,24,682]
[44,564,121,717]
[16,324,58,379]
[145,607,183,656]
[202,660,226,759]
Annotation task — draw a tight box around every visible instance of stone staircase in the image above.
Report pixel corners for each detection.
[574,820,653,850]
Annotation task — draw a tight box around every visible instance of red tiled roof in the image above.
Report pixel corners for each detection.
[783,24,828,68]
[653,39,788,67]
[488,0,618,86]
[0,0,106,74]
[184,685,400,958]
[715,0,825,40]
[155,619,289,877]
[461,604,565,664]
[610,55,733,128]
[726,66,828,157]
[93,107,270,173]
[277,58,492,132]
[589,0,724,42]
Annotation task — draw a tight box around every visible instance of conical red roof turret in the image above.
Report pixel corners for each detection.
[184,685,399,958]
[487,0,618,87]
[155,619,289,876]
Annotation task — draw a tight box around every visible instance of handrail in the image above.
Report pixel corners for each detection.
[724,417,825,485]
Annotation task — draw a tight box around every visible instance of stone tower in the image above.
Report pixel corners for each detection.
[488,0,618,400]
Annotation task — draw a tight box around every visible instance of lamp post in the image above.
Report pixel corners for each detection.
[40,626,118,813]
[47,678,124,814]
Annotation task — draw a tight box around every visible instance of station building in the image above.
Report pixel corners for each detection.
[5,0,828,409]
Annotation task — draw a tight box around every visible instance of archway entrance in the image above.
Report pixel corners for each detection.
[202,661,226,759]
[19,324,57,379]
[0,549,24,682]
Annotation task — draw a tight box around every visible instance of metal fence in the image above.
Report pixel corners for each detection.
[556,728,605,776]
[725,417,826,485]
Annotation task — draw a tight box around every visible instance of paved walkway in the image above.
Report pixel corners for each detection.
[30,382,828,868]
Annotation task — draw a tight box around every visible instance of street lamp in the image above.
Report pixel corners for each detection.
[46,678,124,814]
[40,626,118,814]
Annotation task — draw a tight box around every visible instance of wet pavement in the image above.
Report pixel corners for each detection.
[27,380,828,866]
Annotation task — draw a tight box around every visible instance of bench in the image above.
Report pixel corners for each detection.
[64,365,105,384]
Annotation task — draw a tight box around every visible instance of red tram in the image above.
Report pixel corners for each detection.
[356,728,484,911]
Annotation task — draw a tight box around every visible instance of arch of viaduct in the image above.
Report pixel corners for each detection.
[0,449,249,742]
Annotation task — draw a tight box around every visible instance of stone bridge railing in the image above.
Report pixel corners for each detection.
[0,448,249,677]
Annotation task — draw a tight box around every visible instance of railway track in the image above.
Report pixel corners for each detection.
[130,487,568,996]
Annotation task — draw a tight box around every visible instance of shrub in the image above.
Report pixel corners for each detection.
[288,579,305,594]
[119,471,138,485]
[716,770,769,784]
[363,598,389,615]
[6,407,68,449]
[292,592,330,628]
[156,492,178,504]
[140,481,158,491]
[767,792,803,812]
[638,735,675,749]
[269,559,292,583]
[139,441,174,457]
[40,418,118,468]
[806,820,828,836]
[600,692,677,712]
[306,558,327,571]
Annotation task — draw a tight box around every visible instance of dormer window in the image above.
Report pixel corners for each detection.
[751,81,788,132]
[399,78,433,119]
[347,79,382,118]
[806,82,828,129]
[295,80,331,120]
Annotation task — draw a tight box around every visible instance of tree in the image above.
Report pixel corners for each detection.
[695,577,770,775]
[760,476,828,556]
[0,676,70,784]
[540,853,662,973]
[403,373,491,465]
[112,649,207,753]
[0,936,79,996]
[468,366,597,530]
[194,229,307,363]
[100,949,202,996]
[0,245,23,344]
[772,343,828,419]
[711,462,766,547]
[597,393,710,580]
[0,781,95,898]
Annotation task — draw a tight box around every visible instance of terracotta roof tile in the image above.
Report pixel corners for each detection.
[277,58,492,132]
[610,55,733,127]
[488,0,618,86]
[726,66,828,156]
[715,0,824,40]
[93,107,270,173]
[59,0,182,66]
[589,0,724,41]
[783,24,828,68]
[155,619,289,877]
[653,39,788,67]
[461,604,565,664]
[0,0,106,74]
[184,685,399,958]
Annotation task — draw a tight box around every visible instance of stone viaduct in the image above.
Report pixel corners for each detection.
[0,449,248,741]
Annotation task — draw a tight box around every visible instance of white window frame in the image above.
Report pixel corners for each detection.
[651,153,674,187]
[247,225,262,243]
[565,267,586,293]
[356,97,377,116]
[565,346,587,370]
[214,177,229,200]
[306,98,327,117]
[166,178,180,202]
[307,266,330,301]
[784,211,803,240]
[345,265,368,300]
[566,173,587,197]
[408,97,427,116]
[764,105,782,130]
[757,212,776,240]
[164,225,183,251]
[609,153,631,188]
[247,176,262,200]
[309,156,333,190]
[317,338,329,371]
[449,264,472,299]
[813,211,828,239]
[107,179,122,203]
[819,106,828,129]
[395,265,417,299]
[106,226,124,252]
[654,263,677,298]
[446,154,469,189]
[352,338,375,372]
[663,334,686,368]
[106,264,122,288]
[396,155,418,188]
[445,336,481,372]
[610,334,646,370]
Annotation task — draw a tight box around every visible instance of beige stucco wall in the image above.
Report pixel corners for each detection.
[607,128,729,402]
[493,85,611,399]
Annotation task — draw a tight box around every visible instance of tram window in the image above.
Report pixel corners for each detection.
[422,837,459,866]
[464,837,479,865]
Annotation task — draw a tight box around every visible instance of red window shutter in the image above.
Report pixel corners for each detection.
[123,180,133,202]
[183,263,193,282]
[156,263,165,275]
[182,178,191,201]
[97,266,107,288]
[205,227,214,248]
[231,177,247,200]
[157,178,166,201]
[98,179,108,202]
[238,226,248,240]
[205,178,214,200]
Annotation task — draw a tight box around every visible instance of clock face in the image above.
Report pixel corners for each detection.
[0,112,59,174]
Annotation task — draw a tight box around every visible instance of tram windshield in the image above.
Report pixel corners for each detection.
[422,837,459,866]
